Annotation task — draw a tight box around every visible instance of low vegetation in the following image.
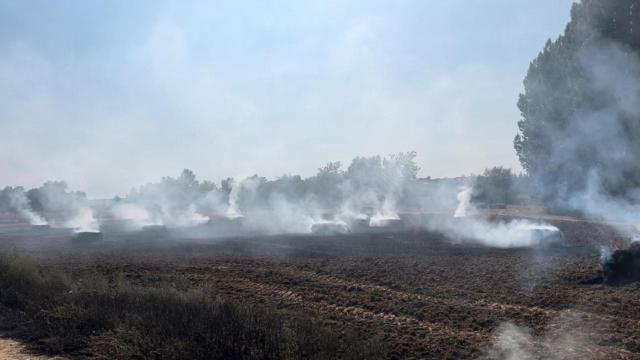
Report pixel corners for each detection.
[0,253,384,359]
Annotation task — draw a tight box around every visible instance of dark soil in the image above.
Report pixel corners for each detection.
[1,215,639,359]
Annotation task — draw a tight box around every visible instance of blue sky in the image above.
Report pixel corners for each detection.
[0,0,575,197]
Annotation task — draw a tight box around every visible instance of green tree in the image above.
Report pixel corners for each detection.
[473,167,514,207]
[514,0,640,209]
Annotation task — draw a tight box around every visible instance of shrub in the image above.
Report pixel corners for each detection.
[0,254,384,359]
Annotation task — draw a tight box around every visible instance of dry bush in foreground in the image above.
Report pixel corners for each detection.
[0,254,383,359]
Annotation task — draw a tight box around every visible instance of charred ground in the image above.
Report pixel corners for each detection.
[0,216,639,359]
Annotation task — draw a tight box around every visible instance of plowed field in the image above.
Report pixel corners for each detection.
[37,227,640,360]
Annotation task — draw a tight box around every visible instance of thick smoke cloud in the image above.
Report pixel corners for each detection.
[0,187,46,225]
[27,182,98,232]
[550,41,639,203]
[564,41,640,232]
[114,169,216,229]
[0,152,560,248]
[106,153,421,235]
[527,40,640,236]
[483,311,604,360]
[431,186,562,248]
[0,182,98,231]
[515,2,640,239]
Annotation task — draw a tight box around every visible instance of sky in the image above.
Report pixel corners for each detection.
[0,0,576,198]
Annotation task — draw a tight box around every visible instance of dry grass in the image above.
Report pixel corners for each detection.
[0,253,384,359]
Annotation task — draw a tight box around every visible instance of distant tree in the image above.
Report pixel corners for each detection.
[199,180,218,194]
[514,0,640,209]
[178,169,198,189]
[306,162,344,210]
[472,167,514,206]
[0,186,25,212]
[345,152,419,190]
[510,173,532,204]
[237,175,268,211]
[383,151,420,180]
[317,161,342,177]
[220,178,234,195]
[27,181,74,213]
[346,156,384,189]
[265,175,307,203]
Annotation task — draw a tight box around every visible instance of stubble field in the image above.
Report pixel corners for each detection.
[1,217,639,359]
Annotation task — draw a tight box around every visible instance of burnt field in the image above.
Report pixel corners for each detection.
[1,219,640,359]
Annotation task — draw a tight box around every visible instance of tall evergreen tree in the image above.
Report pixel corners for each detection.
[515,0,640,210]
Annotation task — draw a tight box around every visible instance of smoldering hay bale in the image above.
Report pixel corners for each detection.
[443,217,566,248]
[602,242,640,285]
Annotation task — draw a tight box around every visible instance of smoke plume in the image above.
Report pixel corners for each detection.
[482,311,604,360]
[28,182,98,232]
[516,4,640,240]
[422,186,563,248]
[0,187,47,225]
[0,152,561,248]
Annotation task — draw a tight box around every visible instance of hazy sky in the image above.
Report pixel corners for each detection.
[0,0,575,198]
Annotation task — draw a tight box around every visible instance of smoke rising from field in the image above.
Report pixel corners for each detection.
[225,179,243,219]
[109,203,158,229]
[454,186,473,218]
[427,187,563,248]
[483,311,603,360]
[521,34,640,240]
[97,153,423,236]
[568,41,640,230]
[0,184,97,231]
[0,152,564,248]
[3,155,408,235]
[1,187,47,225]
[439,218,561,248]
[31,182,98,232]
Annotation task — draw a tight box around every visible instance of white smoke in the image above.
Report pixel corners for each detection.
[65,206,99,232]
[369,212,400,227]
[568,171,640,241]
[6,189,47,225]
[521,35,640,240]
[225,179,243,219]
[454,186,473,218]
[599,245,613,265]
[1,153,565,242]
[484,323,535,360]
[19,181,99,232]
[110,203,159,229]
[449,219,561,248]
[167,204,209,227]
[82,156,565,242]
[430,187,562,248]
[182,153,418,235]
[483,311,602,360]
[241,194,318,234]
[111,170,216,229]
